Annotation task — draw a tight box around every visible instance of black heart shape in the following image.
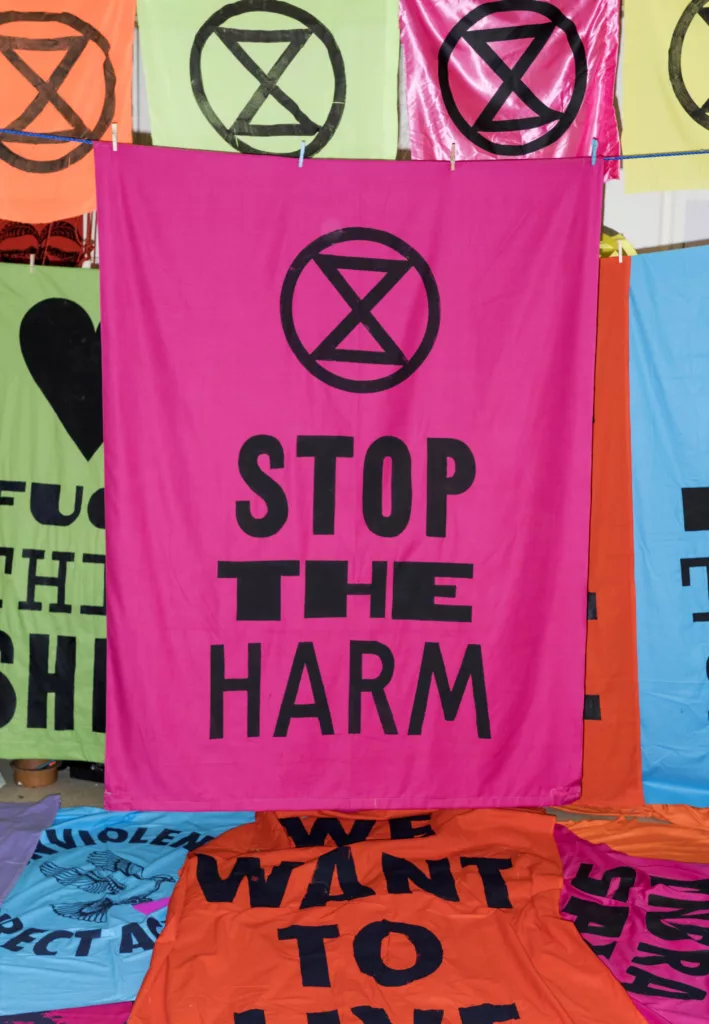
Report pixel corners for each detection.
[20,298,102,461]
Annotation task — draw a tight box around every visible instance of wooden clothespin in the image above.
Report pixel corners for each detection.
[450,141,456,171]
[112,123,118,152]
[29,253,35,274]
[618,238,623,263]
[591,138,598,166]
[298,140,305,168]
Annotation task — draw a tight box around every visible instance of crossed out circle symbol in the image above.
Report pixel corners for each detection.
[280,228,441,393]
[190,0,346,158]
[669,0,709,130]
[0,11,116,173]
[438,0,587,156]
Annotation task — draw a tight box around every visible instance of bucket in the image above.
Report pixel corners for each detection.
[11,759,59,788]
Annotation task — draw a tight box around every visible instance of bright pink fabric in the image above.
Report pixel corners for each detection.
[557,825,709,1024]
[400,0,620,179]
[96,144,602,811]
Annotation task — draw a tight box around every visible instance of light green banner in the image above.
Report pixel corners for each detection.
[0,264,104,761]
[138,0,400,160]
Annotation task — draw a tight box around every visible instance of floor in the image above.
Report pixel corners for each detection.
[0,760,104,807]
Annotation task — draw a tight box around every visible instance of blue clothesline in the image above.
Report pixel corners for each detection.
[1,125,709,162]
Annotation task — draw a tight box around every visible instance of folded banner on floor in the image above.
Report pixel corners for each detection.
[0,806,252,1015]
[0,1,135,222]
[630,246,709,805]
[558,823,709,1023]
[623,0,709,193]
[399,0,620,176]
[96,145,602,810]
[138,0,399,160]
[130,810,645,1024]
[0,1006,131,1024]
[0,796,59,906]
[0,264,105,762]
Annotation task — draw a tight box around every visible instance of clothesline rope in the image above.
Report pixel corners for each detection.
[1,126,709,162]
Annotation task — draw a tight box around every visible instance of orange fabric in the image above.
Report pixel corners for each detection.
[572,258,644,809]
[131,810,645,1024]
[0,2,135,222]
[565,816,709,862]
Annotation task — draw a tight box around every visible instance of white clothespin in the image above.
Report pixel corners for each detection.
[111,123,118,152]
[450,141,456,171]
[591,138,598,166]
[29,253,35,274]
[618,238,624,263]
[298,140,305,167]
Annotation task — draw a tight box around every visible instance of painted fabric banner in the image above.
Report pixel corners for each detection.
[96,145,602,811]
[630,246,709,806]
[0,796,59,906]
[623,0,709,193]
[0,806,253,1015]
[0,1006,131,1024]
[399,0,620,176]
[558,824,709,1023]
[131,810,645,1024]
[0,264,105,762]
[573,258,644,811]
[137,0,399,160]
[0,1,135,223]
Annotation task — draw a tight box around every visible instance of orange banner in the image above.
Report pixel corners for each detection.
[575,258,644,809]
[131,810,646,1024]
[0,1,134,222]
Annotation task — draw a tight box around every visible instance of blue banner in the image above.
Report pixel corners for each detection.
[0,805,252,1014]
[630,246,709,805]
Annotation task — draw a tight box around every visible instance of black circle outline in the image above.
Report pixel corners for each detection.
[190,0,346,158]
[669,0,709,130]
[438,0,587,156]
[280,227,441,394]
[0,11,116,174]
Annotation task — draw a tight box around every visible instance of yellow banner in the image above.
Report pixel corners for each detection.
[623,0,709,192]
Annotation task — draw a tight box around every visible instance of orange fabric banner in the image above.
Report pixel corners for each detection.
[0,1,134,222]
[131,810,645,1024]
[565,815,709,864]
[574,258,644,809]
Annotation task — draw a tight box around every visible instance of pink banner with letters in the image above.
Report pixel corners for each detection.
[557,825,709,1024]
[0,1005,131,1023]
[400,0,620,178]
[96,144,602,811]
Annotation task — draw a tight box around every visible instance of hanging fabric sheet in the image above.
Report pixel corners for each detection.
[0,0,135,222]
[630,245,709,805]
[0,1006,131,1024]
[95,145,602,811]
[0,263,105,761]
[399,0,620,177]
[622,0,709,193]
[137,0,399,160]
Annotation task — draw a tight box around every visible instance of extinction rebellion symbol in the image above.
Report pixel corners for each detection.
[190,0,346,158]
[438,0,587,156]
[0,12,116,173]
[280,228,441,393]
[669,0,709,130]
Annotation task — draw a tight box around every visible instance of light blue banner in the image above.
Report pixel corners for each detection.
[0,805,252,1014]
[630,246,709,805]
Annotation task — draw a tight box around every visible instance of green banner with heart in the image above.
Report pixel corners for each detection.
[0,263,105,761]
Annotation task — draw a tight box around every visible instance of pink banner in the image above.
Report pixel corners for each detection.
[400,0,620,177]
[0,1005,131,1023]
[96,144,602,811]
[557,825,709,1024]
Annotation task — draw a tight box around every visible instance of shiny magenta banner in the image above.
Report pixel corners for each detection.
[400,0,620,178]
